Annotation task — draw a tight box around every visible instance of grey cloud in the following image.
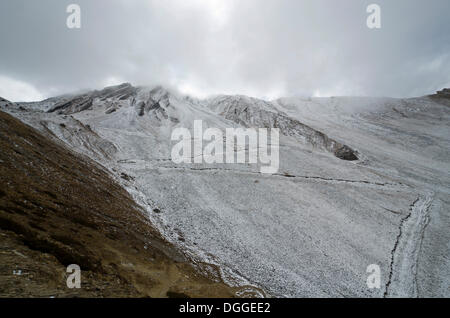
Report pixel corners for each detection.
[0,0,449,101]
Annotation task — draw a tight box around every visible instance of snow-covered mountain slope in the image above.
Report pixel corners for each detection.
[4,84,449,297]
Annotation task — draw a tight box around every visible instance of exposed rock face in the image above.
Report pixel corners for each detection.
[45,84,182,125]
[136,99,166,118]
[428,88,450,107]
[95,83,137,101]
[48,83,138,115]
[208,95,359,160]
[48,95,94,114]
[0,110,240,298]
[335,145,359,161]
[0,97,14,109]
[436,88,450,98]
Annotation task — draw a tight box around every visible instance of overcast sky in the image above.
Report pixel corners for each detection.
[0,0,449,101]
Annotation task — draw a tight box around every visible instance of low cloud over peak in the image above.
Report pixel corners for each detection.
[0,0,449,100]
